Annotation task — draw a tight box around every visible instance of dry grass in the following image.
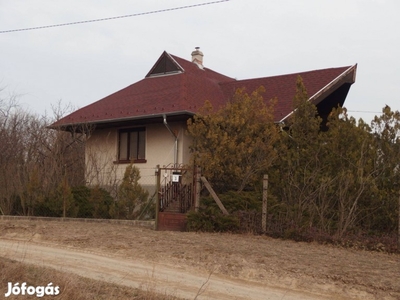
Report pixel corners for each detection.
[0,257,179,299]
[2,220,399,299]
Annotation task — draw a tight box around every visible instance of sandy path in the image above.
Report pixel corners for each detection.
[1,239,335,300]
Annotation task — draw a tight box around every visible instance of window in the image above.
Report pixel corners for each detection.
[118,127,146,163]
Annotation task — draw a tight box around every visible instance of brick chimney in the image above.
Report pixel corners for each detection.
[191,47,204,69]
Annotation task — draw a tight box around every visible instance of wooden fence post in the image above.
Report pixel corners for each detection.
[155,165,160,230]
[195,166,201,212]
[398,193,400,252]
[262,174,268,234]
[200,176,229,215]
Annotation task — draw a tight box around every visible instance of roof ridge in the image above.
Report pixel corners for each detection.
[170,54,235,82]
[227,65,354,85]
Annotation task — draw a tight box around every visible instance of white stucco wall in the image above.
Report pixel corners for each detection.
[85,121,192,194]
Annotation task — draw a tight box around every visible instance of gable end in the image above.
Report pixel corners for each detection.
[146,51,184,77]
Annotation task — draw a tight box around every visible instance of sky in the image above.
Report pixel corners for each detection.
[1,0,399,124]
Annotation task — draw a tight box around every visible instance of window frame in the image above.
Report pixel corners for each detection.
[116,127,146,164]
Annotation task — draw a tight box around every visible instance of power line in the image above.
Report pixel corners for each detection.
[0,0,229,34]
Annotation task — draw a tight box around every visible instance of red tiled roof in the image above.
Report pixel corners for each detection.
[222,66,355,122]
[51,51,356,128]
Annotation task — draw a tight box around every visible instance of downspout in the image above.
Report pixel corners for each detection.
[163,114,178,167]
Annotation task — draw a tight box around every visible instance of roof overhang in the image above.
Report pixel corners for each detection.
[48,110,195,132]
[278,64,357,123]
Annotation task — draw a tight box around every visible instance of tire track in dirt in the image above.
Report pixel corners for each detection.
[0,239,337,300]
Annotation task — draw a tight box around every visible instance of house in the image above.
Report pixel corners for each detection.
[51,48,356,228]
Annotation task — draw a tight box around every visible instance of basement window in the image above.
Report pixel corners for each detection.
[117,127,146,163]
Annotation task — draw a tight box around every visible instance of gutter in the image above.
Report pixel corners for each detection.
[163,114,178,167]
[48,110,195,130]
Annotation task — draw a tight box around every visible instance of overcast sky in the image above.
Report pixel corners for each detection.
[1,0,399,123]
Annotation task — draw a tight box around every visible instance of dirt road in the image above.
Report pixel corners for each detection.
[0,219,399,299]
[1,239,330,300]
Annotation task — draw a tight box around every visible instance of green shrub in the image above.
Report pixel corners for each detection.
[72,186,93,218]
[217,190,262,211]
[113,164,149,219]
[186,207,240,232]
[70,186,113,219]
[186,191,261,232]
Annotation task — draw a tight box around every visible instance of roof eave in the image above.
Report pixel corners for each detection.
[48,110,196,132]
[278,64,357,123]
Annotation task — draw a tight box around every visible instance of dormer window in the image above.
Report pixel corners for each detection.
[146,51,184,77]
